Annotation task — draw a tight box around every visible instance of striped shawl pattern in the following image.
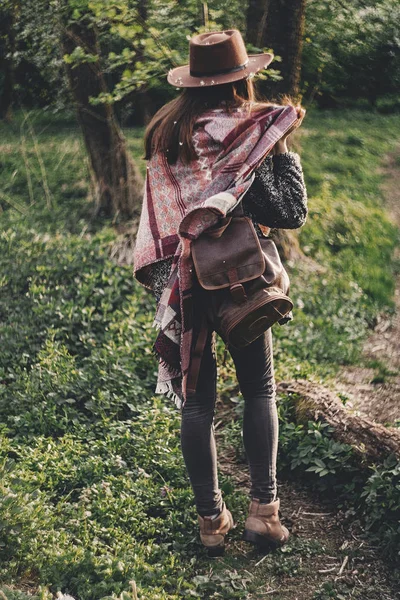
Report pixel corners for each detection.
[133,104,298,409]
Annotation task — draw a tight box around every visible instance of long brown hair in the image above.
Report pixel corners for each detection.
[144,79,276,165]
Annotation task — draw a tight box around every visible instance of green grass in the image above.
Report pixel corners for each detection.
[0,108,400,599]
[298,111,400,305]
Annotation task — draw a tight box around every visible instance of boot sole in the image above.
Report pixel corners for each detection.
[203,514,235,558]
[242,528,285,550]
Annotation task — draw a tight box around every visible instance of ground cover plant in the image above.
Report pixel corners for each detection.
[0,108,399,599]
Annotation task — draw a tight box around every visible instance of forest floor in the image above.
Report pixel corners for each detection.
[1,110,400,600]
[335,147,400,426]
[217,427,400,600]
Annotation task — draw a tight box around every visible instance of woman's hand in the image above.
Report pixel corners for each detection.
[284,105,306,138]
[272,105,306,155]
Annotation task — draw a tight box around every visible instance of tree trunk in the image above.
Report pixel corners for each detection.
[277,380,400,464]
[0,1,16,121]
[61,22,143,220]
[247,0,306,101]
[128,0,153,126]
[246,0,272,48]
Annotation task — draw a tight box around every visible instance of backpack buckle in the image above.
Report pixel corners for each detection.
[230,283,247,304]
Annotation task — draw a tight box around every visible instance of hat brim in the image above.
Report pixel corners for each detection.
[167,53,274,88]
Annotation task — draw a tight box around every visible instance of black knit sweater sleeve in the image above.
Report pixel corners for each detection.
[242,151,308,229]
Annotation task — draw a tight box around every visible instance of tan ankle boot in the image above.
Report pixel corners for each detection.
[197,500,236,557]
[242,497,289,550]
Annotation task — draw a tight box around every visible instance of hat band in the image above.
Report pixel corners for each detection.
[189,59,249,78]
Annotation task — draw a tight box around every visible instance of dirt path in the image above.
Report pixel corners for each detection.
[216,402,400,600]
[335,148,400,426]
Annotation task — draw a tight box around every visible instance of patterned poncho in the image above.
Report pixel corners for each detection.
[133,103,298,409]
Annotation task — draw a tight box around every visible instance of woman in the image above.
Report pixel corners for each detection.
[133,29,308,557]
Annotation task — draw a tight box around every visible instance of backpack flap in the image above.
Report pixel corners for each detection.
[192,217,264,291]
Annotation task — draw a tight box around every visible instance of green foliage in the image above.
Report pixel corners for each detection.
[304,0,400,107]
[0,588,40,600]
[360,454,400,552]
[299,110,399,304]
[84,0,258,106]
[7,1,69,109]
[312,580,354,600]
[0,226,158,437]
[0,414,198,599]
[4,0,400,116]
[278,393,400,559]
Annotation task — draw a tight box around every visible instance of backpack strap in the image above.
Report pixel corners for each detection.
[229,199,244,217]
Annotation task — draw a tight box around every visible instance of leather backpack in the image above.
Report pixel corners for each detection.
[187,202,293,395]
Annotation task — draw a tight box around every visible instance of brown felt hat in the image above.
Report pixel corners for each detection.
[167,29,274,88]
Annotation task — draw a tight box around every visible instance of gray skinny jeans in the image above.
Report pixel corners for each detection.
[180,298,279,517]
